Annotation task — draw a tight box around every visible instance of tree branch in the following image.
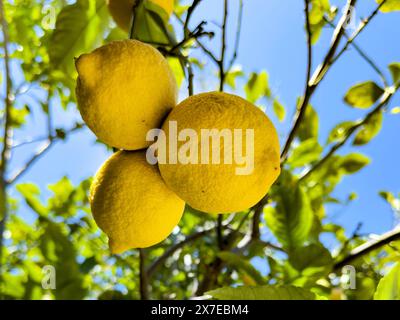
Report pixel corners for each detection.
[300,86,398,181]
[227,0,243,72]
[139,249,149,300]
[147,227,215,278]
[332,0,387,66]
[334,227,400,270]
[324,16,388,87]
[218,0,229,91]
[0,0,12,283]
[280,0,314,162]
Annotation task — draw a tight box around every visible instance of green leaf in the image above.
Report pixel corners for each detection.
[328,121,357,143]
[167,57,185,88]
[287,139,322,168]
[379,191,400,211]
[309,0,331,44]
[49,0,109,81]
[353,111,383,146]
[39,217,87,300]
[339,153,370,174]
[207,285,316,300]
[344,81,384,109]
[217,252,266,285]
[131,0,175,46]
[297,104,319,141]
[377,0,400,13]
[9,106,29,128]
[226,68,244,90]
[245,71,270,103]
[289,243,333,271]
[374,263,400,300]
[273,99,286,122]
[389,62,400,83]
[16,183,47,216]
[265,174,314,250]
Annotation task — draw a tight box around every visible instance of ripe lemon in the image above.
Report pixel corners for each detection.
[75,39,177,150]
[157,92,281,214]
[90,150,185,254]
[107,0,174,32]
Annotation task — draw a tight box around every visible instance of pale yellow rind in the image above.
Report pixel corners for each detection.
[75,39,177,150]
[158,92,281,214]
[90,150,185,254]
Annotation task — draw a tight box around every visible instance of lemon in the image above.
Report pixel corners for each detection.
[75,39,177,150]
[107,0,174,32]
[158,92,281,214]
[90,150,185,254]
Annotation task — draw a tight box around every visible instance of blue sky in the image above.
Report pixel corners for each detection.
[6,0,400,244]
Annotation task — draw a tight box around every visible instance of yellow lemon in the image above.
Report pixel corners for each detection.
[75,39,177,150]
[157,92,281,214]
[90,150,185,254]
[107,0,174,32]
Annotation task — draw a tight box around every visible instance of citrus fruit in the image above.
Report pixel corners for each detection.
[107,0,174,32]
[157,92,281,214]
[90,150,185,254]
[75,39,177,150]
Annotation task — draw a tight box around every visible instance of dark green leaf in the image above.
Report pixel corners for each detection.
[289,243,333,271]
[389,62,400,83]
[217,252,266,285]
[339,153,370,174]
[207,285,316,300]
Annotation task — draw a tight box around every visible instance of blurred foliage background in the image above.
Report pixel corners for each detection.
[0,0,400,300]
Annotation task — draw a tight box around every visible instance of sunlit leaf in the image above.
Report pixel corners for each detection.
[273,99,286,122]
[287,139,322,168]
[353,111,383,146]
[328,121,357,143]
[344,81,384,109]
[377,0,400,13]
[49,0,109,80]
[374,263,400,300]
[244,71,270,103]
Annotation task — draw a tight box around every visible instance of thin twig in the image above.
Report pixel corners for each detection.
[184,0,202,37]
[323,17,388,87]
[227,0,243,72]
[12,123,84,149]
[332,0,387,66]
[334,227,400,270]
[147,228,215,278]
[218,0,229,91]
